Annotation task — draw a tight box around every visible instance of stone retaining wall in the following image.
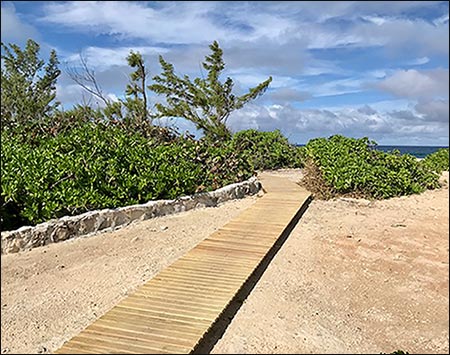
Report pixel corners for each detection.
[1,177,261,255]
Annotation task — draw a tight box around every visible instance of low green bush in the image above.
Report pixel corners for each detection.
[231,129,304,170]
[1,124,252,230]
[421,148,449,173]
[302,135,440,199]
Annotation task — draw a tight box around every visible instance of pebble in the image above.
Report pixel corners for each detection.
[36,346,47,353]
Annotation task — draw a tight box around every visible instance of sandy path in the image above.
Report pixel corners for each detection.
[1,170,448,354]
[212,171,449,354]
[1,195,258,354]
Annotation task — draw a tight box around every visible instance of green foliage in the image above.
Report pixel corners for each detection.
[421,148,449,173]
[231,129,304,170]
[196,139,254,191]
[103,51,154,135]
[1,39,61,136]
[303,135,440,199]
[1,124,253,230]
[149,41,272,141]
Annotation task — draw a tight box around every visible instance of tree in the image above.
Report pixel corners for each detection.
[124,51,150,125]
[149,41,272,141]
[68,51,155,135]
[1,39,61,134]
[104,51,152,131]
[65,53,110,107]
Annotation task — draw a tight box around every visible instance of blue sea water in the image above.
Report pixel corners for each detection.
[374,146,448,159]
[295,144,448,159]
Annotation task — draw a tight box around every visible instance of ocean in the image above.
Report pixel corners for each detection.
[295,144,448,159]
[374,146,448,159]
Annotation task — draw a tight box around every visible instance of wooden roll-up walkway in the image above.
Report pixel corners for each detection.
[55,174,311,354]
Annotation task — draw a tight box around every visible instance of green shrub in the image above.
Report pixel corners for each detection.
[302,135,440,199]
[1,124,252,230]
[195,139,254,191]
[231,129,304,170]
[421,148,449,173]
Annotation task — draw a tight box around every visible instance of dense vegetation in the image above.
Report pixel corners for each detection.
[1,39,447,230]
[301,135,442,199]
[421,148,449,173]
[1,125,306,230]
[0,39,284,230]
[231,129,304,170]
[1,125,256,230]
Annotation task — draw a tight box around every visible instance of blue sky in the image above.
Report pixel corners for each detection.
[1,1,449,145]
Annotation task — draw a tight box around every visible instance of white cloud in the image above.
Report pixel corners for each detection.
[267,88,312,103]
[65,46,169,69]
[376,68,449,99]
[39,1,449,56]
[361,16,387,26]
[406,57,430,66]
[230,71,297,89]
[1,2,40,44]
[433,13,449,26]
[300,78,365,97]
[367,70,388,79]
[56,83,88,108]
[227,102,448,145]
[15,0,447,146]
[41,1,247,44]
[415,99,449,122]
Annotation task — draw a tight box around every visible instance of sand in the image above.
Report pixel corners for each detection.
[1,170,448,354]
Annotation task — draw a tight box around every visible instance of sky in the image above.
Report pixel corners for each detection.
[1,1,449,145]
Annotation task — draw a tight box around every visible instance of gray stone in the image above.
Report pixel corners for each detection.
[1,176,261,254]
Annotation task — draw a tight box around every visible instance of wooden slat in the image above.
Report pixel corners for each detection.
[55,174,310,354]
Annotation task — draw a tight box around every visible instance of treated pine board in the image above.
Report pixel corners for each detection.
[151,273,244,289]
[70,333,188,354]
[201,238,275,251]
[219,224,287,235]
[147,276,241,292]
[82,327,195,348]
[165,264,248,280]
[96,310,208,335]
[114,303,217,323]
[206,236,277,248]
[138,282,240,298]
[112,305,214,325]
[126,293,228,312]
[118,299,220,320]
[55,174,310,354]
[133,284,236,302]
[174,254,259,268]
[91,319,204,342]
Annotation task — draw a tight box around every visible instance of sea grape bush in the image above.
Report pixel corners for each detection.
[302,135,440,199]
[0,124,253,230]
[421,148,449,173]
[231,129,304,170]
[0,127,303,230]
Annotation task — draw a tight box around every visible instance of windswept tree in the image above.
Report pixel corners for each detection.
[1,39,61,134]
[104,51,152,131]
[149,41,272,141]
[68,51,156,136]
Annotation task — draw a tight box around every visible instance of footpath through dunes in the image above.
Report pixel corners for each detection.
[212,171,449,354]
[3,170,447,354]
[1,192,259,355]
[54,173,312,354]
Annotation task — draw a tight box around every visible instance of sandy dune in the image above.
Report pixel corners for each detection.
[1,170,448,354]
